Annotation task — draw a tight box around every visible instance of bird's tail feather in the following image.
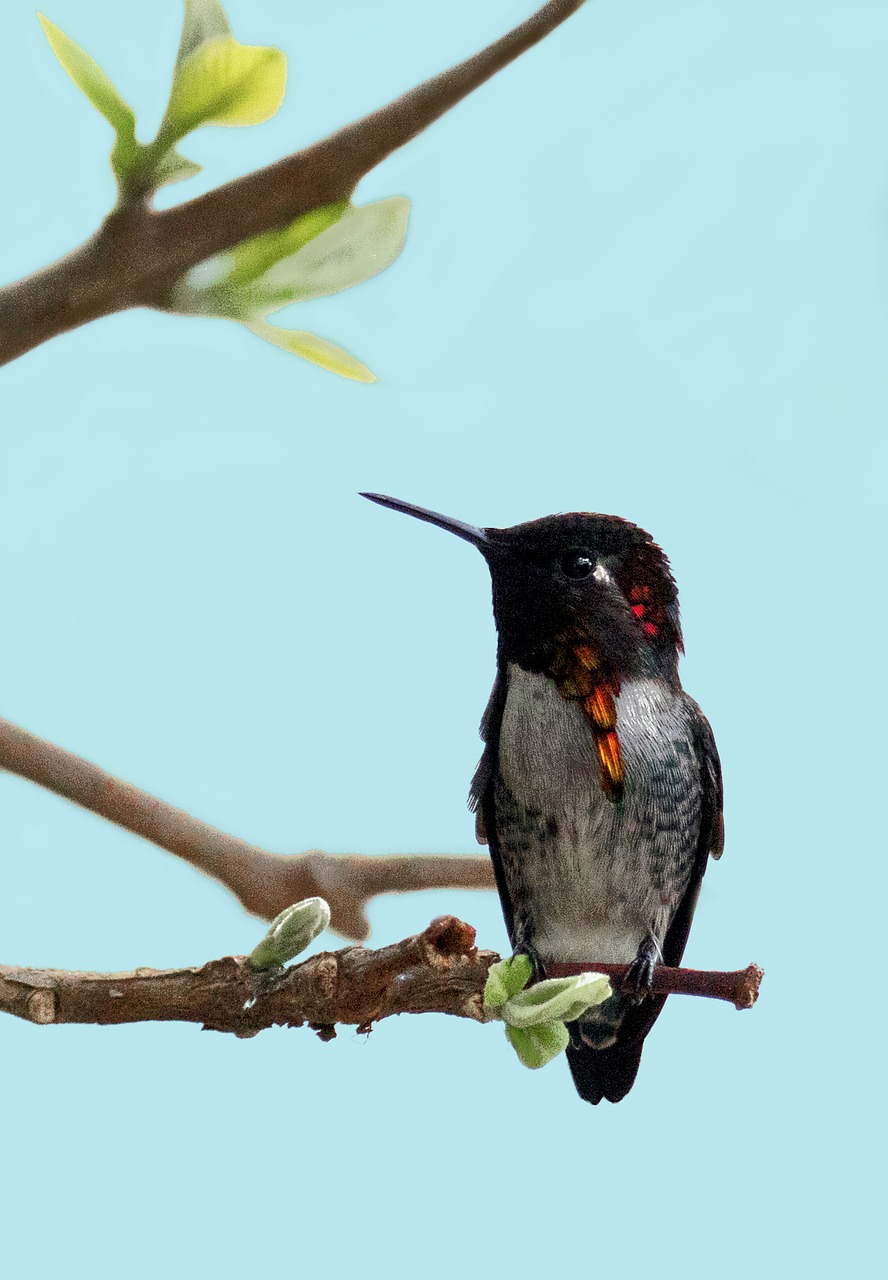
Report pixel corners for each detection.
[565,989,668,1104]
[565,1036,645,1105]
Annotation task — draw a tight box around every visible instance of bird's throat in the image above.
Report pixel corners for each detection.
[546,634,625,801]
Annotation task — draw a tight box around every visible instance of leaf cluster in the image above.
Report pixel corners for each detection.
[38,0,409,379]
[484,954,612,1069]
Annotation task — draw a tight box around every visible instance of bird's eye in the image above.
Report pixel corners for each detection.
[560,549,595,579]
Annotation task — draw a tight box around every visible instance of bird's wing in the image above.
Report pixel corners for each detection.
[661,698,724,967]
[468,668,517,943]
[572,698,725,1101]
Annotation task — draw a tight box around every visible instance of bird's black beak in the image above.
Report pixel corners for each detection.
[361,493,489,551]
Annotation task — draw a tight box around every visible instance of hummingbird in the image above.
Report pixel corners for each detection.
[362,493,724,1104]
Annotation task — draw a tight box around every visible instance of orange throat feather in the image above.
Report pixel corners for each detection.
[549,637,625,800]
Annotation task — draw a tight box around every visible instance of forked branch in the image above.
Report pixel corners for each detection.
[0,717,494,942]
[0,1,587,364]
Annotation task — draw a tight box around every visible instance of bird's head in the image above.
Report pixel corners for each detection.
[362,494,682,681]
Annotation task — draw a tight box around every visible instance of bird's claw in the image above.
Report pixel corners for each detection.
[622,937,659,1004]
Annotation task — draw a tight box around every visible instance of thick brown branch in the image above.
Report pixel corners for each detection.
[0,716,494,942]
[0,916,763,1033]
[0,1,586,364]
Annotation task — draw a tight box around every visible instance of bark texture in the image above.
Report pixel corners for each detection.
[0,916,763,1035]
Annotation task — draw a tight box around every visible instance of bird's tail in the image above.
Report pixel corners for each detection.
[569,989,627,1050]
[565,1036,645,1105]
[565,990,665,1104]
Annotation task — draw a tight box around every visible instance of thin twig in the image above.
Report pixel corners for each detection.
[0,916,763,1033]
[546,961,764,1010]
[0,716,494,942]
[0,1,587,364]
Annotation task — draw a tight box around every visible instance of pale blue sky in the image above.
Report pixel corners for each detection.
[0,2,884,1276]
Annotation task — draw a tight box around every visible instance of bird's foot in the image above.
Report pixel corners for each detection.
[622,935,660,1004]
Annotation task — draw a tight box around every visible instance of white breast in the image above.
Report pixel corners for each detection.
[496,663,699,964]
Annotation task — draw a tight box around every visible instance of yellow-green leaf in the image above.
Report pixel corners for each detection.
[249,321,376,383]
[162,36,286,141]
[259,198,410,307]
[38,13,137,156]
[224,202,349,289]
[176,0,232,68]
[152,148,202,189]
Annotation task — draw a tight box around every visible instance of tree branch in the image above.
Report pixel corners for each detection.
[545,961,765,1010]
[0,915,763,1034]
[0,0,587,365]
[0,716,494,942]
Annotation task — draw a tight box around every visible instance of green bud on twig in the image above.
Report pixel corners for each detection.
[247,897,331,971]
[505,1021,570,1069]
[502,972,612,1028]
[483,953,533,1011]
[483,954,613,1070]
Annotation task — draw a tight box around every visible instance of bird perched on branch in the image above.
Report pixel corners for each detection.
[363,493,724,1104]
